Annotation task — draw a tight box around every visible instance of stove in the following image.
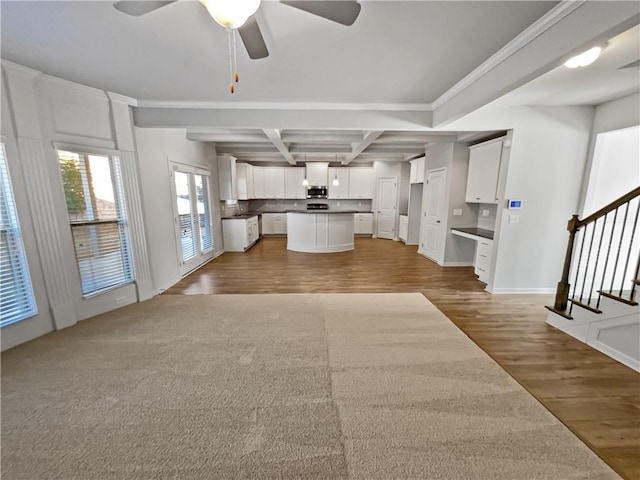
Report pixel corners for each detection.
[307,203,329,210]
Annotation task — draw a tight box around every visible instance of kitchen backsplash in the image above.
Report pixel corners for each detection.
[249,199,373,212]
[476,203,498,230]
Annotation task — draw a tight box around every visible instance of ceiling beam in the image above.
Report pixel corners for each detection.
[342,130,384,165]
[262,129,296,165]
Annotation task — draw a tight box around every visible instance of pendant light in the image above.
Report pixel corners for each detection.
[332,155,340,186]
[302,158,309,186]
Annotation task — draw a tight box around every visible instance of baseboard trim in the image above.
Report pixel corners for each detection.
[491,288,556,294]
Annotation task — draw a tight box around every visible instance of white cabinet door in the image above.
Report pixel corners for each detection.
[236,163,252,200]
[354,213,374,235]
[252,167,265,199]
[261,214,273,235]
[218,155,237,200]
[399,215,408,242]
[262,213,287,234]
[348,168,373,199]
[222,217,258,252]
[410,157,425,184]
[328,168,350,199]
[466,138,503,203]
[306,162,329,186]
[285,168,306,199]
[264,167,285,199]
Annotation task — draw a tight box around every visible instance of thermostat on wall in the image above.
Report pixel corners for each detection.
[508,199,522,209]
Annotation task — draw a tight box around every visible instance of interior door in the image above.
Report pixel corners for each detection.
[376,177,397,239]
[421,168,446,262]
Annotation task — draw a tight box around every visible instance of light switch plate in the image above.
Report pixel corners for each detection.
[482,209,490,217]
[453,209,462,216]
[509,214,519,224]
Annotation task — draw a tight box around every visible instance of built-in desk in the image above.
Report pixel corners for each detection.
[451,227,494,284]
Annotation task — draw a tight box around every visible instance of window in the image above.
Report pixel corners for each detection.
[57,150,133,296]
[172,165,213,266]
[0,143,37,327]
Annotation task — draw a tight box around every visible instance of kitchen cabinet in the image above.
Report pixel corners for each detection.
[348,168,373,199]
[285,167,306,199]
[354,212,374,235]
[399,215,408,242]
[474,238,493,284]
[222,215,259,252]
[410,157,425,184]
[264,167,285,199]
[306,162,329,186]
[252,166,265,199]
[236,163,253,200]
[328,167,350,199]
[218,155,237,200]
[466,138,503,204]
[261,213,287,235]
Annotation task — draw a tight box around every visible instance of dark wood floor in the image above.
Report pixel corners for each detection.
[165,237,640,480]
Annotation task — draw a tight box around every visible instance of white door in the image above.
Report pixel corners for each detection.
[376,177,397,239]
[421,168,446,262]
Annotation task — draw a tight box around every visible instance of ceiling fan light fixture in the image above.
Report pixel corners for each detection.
[564,46,603,69]
[200,0,261,29]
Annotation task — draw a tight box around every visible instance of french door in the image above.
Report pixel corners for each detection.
[170,163,213,276]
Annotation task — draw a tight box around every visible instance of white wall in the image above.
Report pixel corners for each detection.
[1,60,153,350]
[490,105,594,293]
[135,128,221,293]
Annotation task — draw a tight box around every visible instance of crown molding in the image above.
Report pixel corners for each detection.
[431,0,587,110]
[1,59,41,79]
[107,91,138,107]
[135,100,433,112]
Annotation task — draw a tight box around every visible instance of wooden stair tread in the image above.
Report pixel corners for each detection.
[545,305,573,319]
[569,298,602,314]
[598,290,639,306]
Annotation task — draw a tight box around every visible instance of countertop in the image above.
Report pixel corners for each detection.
[223,210,372,219]
[450,227,494,240]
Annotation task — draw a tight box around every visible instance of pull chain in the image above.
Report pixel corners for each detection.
[227,28,235,93]
[233,29,239,84]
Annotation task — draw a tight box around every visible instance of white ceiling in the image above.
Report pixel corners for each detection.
[1,1,639,164]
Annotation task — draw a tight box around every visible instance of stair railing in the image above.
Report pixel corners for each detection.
[551,186,640,316]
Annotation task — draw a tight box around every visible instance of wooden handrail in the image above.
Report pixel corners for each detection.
[552,186,640,312]
[577,186,640,229]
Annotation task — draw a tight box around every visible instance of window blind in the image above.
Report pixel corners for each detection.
[195,174,213,252]
[0,144,37,327]
[58,151,133,296]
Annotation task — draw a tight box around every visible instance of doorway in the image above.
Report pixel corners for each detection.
[376,176,398,239]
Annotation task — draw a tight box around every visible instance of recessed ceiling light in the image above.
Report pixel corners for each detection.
[564,46,604,69]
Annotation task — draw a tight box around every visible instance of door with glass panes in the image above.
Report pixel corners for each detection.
[170,164,213,276]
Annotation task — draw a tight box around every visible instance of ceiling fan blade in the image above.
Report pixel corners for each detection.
[238,16,269,60]
[281,1,361,26]
[113,1,177,17]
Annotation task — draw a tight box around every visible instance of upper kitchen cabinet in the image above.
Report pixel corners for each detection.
[409,157,425,184]
[263,167,286,199]
[465,137,504,204]
[236,163,254,200]
[348,167,373,199]
[306,162,329,186]
[218,155,237,200]
[328,167,350,199]
[253,166,265,199]
[285,168,306,199]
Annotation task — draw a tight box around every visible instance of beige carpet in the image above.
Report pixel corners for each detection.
[1,293,619,479]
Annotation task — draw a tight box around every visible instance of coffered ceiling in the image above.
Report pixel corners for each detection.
[2,1,639,164]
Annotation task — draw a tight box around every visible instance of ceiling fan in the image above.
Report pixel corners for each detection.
[113,0,362,60]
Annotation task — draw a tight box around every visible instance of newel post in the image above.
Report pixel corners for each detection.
[554,214,581,311]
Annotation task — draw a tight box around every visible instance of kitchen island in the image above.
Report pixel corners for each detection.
[287,211,355,253]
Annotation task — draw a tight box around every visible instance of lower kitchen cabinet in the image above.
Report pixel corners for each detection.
[354,213,374,235]
[261,213,287,235]
[474,238,493,283]
[222,216,259,252]
[399,215,408,242]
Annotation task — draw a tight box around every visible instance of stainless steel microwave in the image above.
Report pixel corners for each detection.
[306,186,328,199]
